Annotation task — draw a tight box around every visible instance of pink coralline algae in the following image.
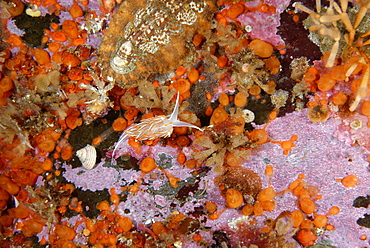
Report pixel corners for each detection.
[237,0,291,47]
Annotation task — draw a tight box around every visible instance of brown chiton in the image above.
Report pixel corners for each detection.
[97,0,217,88]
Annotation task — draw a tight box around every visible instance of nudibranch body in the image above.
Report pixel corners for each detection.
[112,93,202,157]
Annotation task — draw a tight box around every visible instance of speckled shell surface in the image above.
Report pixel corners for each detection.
[76,145,97,170]
[97,0,216,88]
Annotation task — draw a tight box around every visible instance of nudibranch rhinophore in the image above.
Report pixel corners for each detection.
[97,0,216,88]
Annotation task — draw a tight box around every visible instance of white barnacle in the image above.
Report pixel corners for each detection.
[112,92,202,157]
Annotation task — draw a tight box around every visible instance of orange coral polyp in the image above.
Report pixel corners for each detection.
[112,117,127,132]
[55,224,76,240]
[38,139,56,153]
[361,100,370,116]
[218,93,229,106]
[296,229,317,247]
[316,74,336,91]
[62,20,80,40]
[51,31,67,42]
[332,92,348,106]
[225,153,239,167]
[70,3,84,19]
[0,77,14,92]
[225,188,243,208]
[226,3,245,19]
[210,105,228,125]
[234,91,247,107]
[140,157,156,173]
[117,216,133,232]
[249,39,274,58]
[249,129,269,145]
[187,68,199,83]
[172,78,191,95]
[257,187,275,202]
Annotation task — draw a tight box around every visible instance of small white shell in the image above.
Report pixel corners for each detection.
[76,145,97,169]
[242,109,255,123]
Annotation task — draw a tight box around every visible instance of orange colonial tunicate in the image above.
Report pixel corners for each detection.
[205,201,217,213]
[234,91,247,107]
[34,48,50,65]
[257,187,275,201]
[128,137,141,154]
[291,210,304,228]
[62,51,81,68]
[22,219,44,237]
[316,73,336,91]
[12,203,30,219]
[313,215,328,228]
[96,200,110,211]
[124,108,139,121]
[38,139,55,153]
[152,221,168,236]
[177,152,186,165]
[225,153,239,167]
[249,85,261,96]
[48,42,61,52]
[299,197,316,214]
[218,93,229,106]
[261,200,275,211]
[361,100,370,117]
[67,67,83,81]
[140,157,156,173]
[187,68,200,83]
[55,224,76,240]
[61,145,73,160]
[265,164,273,177]
[327,206,340,216]
[117,216,132,232]
[226,3,245,19]
[225,188,243,208]
[264,56,280,74]
[41,158,53,171]
[62,20,80,39]
[70,3,83,19]
[6,0,25,17]
[297,229,317,247]
[332,92,348,106]
[112,117,127,132]
[217,55,228,68]
[210,105,228,125]
[51,31,67,42]
[66,115,83,129]
[185,159,197,169]
[172,78,191,95]
[248,129,269,145]
[176,66,186,77]
[329,65,346,81]
[242,203,254,216]
[253,201,264,216]
[0,77,14,92]
[249,39,273,58]
[341,174,359,188]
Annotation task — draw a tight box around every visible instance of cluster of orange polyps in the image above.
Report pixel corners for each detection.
[216,0,276,27]
[302,54,370,125]
[81,198,138,247]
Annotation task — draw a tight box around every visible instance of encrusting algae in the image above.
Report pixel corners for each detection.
[0,0,370,247]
